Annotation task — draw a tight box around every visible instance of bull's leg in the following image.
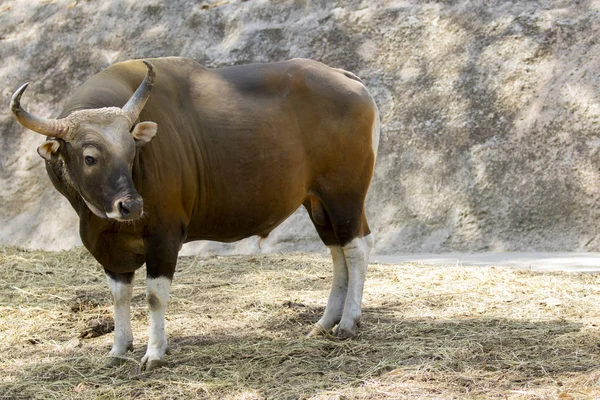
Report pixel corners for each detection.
[335,233,373,338]
[305,197,373,338]
[304,199,346,336]
[308,246,348,336]
[140,276,171,371]
[105,270,135,366]
[140,232,180,372]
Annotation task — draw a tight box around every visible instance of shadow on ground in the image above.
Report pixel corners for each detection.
[2,308,597,399]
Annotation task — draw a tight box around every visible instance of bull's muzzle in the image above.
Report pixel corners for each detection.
[111,196,143,221]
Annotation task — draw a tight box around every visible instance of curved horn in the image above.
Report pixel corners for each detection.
[122,60,155,125]
[10,83,69,137]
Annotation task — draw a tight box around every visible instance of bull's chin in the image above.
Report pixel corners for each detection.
[105,210,143,222]
[81,196,143,222]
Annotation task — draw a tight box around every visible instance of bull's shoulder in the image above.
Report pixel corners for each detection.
[102,57,206,89]
[109,57,202,75]
[60,57,205,115]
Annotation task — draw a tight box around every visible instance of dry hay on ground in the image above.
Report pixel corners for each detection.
[1,245,600,399]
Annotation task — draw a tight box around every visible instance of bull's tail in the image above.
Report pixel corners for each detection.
[339,66,380,164]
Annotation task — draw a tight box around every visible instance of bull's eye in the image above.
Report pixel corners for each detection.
[84,155,97,166]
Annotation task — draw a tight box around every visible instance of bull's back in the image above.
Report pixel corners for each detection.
[194,58,377,184]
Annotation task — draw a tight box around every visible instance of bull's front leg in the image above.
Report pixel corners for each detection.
[105,270,135,366]
[141,275,171,371]
[140,232,180,372]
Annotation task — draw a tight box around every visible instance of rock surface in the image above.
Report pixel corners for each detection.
[1,0,599,254]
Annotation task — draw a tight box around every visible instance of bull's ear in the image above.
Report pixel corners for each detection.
[37,140,61,161]
[131,121,157,147]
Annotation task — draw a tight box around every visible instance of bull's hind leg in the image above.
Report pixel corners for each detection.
[305,198,373,338]
[304,198,347,336]
[105,270,135,366]
[336,225,373,338]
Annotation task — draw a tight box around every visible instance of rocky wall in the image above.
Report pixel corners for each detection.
[1,0,599,254]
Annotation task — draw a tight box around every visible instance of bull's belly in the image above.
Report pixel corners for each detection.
[185,201,302,243]
[185,222,279,243]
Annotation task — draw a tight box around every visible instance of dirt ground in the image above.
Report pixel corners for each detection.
[2,245,600,399]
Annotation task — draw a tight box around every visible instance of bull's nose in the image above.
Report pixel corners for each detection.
[115,197,143,220]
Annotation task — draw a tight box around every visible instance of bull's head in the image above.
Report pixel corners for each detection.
[10,60,157,222]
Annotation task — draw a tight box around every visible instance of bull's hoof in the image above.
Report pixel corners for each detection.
[334,327,356,339]
[106,343,134,367]
[333,324,357,339]
[141,358,167,372]
[307,323,328,337]
[105,355,128,368]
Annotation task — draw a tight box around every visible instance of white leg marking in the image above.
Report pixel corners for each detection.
[106,274,133,356]
[141,276,171,370]
[309,246,348,336]
[337,234,373,337]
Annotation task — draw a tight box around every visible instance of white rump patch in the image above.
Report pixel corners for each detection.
[371,101,380,162]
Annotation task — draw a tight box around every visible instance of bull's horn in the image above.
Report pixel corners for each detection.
[10,83,70,138]
[122,60,155,125]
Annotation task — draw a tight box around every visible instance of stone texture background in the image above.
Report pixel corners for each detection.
[1,0,599,254]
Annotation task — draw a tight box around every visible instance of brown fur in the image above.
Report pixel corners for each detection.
[41,57,377,280]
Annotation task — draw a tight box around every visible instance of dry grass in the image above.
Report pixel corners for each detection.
[2,245,600,399]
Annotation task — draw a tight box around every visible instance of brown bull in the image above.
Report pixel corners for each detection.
[10,57,380,371]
